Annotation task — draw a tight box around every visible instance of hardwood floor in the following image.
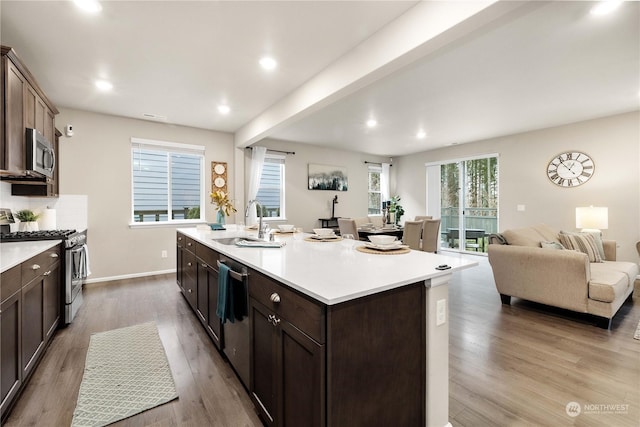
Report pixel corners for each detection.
[4,256,639,426]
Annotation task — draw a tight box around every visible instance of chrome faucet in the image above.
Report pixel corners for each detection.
[245,199,265,239]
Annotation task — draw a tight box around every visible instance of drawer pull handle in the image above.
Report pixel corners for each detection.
[270,293,281,303]
[31,264,41,270]
[267,314,281,326]
[50,253,59,258]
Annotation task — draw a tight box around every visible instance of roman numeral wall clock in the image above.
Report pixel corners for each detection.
[546,151,594,187]
[212,161,228,193]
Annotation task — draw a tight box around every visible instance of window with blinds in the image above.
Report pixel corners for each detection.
[368,165,382,215]
[131,138,204,223]
[255,154,285,219]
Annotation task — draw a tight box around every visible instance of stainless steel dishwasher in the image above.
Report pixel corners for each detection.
[217,256,250,389]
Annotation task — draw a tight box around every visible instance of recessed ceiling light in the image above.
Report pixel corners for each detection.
[416,130,427,139]
[366,119,377,128]
[259,57,278,71]
[590,0,622,16]
[73,0,102,13]
[94,79,113,91]
[217,105,231,115]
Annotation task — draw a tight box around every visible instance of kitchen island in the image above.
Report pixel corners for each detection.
[177,227,477,427]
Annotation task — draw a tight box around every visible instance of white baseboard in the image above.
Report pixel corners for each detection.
[84,269,176,284]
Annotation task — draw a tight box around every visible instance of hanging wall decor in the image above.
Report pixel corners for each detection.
[308,163,348,191]
[211,161,228,193]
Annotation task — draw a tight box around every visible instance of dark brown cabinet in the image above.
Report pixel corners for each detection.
[1,45,59,196]
[250,272,325,427]
[1,244,61,421]
[181,238,197,310]
[1,266,22,419]
[196,258,222,350]
[21,274,44,378]
[176,232,222,350]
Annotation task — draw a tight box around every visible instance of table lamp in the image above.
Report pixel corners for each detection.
[576,206,608,234]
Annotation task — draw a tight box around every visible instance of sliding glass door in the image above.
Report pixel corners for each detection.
[427,155,498,253]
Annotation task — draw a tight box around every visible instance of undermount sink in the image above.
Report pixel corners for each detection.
[211,236,265,245]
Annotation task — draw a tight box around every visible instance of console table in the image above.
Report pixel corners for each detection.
[318,217,340,228]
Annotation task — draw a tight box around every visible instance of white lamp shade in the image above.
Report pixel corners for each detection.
[576,206,608,230]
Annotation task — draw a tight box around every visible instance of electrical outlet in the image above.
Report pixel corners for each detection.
[161,250,168,258]
[436,299,446,326]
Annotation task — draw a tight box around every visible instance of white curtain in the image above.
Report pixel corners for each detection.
[247,146,267,226]
[381,162,391,203]
[426,164,441,217]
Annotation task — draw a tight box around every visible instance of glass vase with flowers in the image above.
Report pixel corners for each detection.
[210,190,237,225]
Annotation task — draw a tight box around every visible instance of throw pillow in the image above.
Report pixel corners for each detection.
[560,230,606,260]
[540,241,564,250]
[558,231,603,262]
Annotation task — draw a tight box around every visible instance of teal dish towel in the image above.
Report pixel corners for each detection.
[216,263,234,323]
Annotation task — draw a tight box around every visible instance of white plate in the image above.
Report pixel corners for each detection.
[364,242,408,251]
[310,234,338,240]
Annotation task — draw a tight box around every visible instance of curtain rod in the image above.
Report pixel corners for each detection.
[364,161,392,166]
[246,147,295,155]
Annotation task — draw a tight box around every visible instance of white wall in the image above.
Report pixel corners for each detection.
[55,108,235,281]
[395,111,640,261]
[253,139,389,232]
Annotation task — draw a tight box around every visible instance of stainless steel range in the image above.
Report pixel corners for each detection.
[0,228,89,324]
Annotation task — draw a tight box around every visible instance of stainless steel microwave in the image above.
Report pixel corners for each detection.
[25,128,55,178]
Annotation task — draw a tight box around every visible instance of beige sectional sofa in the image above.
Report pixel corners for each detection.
[488,224,639,328]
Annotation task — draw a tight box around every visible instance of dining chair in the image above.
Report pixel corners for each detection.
[402,220,423,250]
[422,219,441,253]
[414,215,432,221]
[338,218,359,240]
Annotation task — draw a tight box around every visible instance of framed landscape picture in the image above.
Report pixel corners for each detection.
[308,163,348,191]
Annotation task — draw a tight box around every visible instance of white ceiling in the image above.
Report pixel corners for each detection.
[2,1,639,156]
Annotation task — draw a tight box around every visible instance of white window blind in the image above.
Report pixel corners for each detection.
[131,138,205,223]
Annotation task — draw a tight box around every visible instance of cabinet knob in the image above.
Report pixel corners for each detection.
[50,253,59,258]
[31,264,41,270]
[270,293,281,303]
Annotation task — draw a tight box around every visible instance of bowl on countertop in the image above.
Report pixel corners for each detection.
[278,224,294,232]
[313,228,335,236]
[368,235,397,246]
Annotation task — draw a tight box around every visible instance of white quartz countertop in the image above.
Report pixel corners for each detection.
[179,227,478,305]
[1,240,62,273]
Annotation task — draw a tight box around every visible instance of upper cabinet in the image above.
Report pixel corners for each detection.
[1,46,59,197]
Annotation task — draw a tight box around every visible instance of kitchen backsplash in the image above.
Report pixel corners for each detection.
[0,182,88,231]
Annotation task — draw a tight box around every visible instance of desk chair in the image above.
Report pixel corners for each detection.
[422,219,441,253]
[402,221,423,250]
[337,218,359,240]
